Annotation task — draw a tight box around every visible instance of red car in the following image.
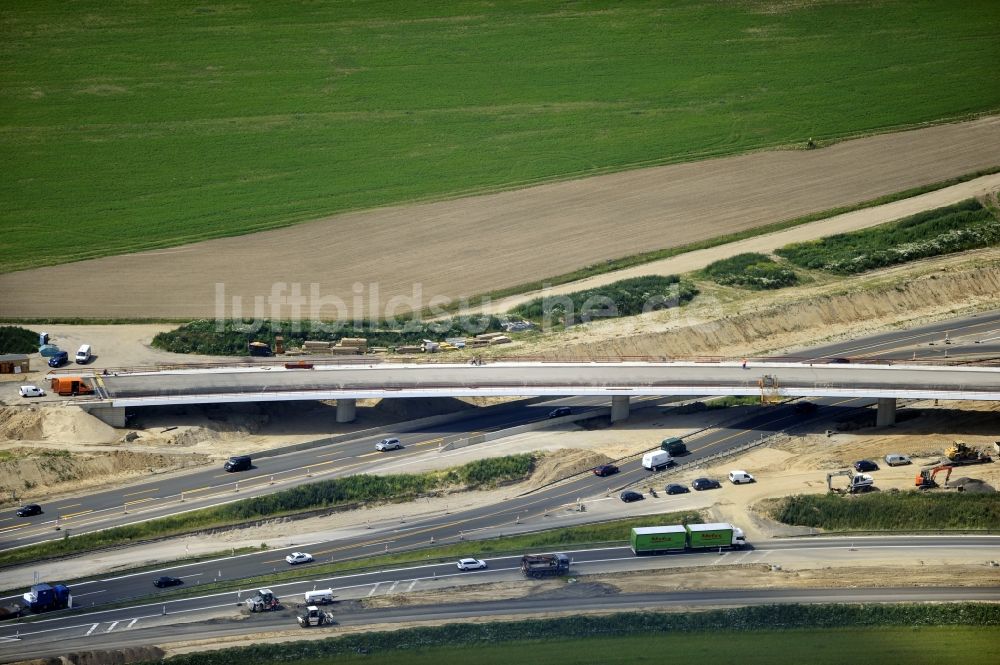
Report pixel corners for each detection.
[593,464,619,477]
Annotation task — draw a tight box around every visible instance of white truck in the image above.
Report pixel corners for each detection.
[642,450,673,471]
[304,588,335,605]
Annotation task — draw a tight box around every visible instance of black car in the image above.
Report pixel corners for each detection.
[794,401,818,415]
[854,459,879,472]
[548,406,572,418]
[593,464,619,477]
[691,478,721,491]
[665,483,690,495]
[826,357,851,364]
[15,504,42,517]
[153,576,183,588]
[619,490,644,503]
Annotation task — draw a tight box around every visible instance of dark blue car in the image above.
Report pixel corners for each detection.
[48,351,69,368]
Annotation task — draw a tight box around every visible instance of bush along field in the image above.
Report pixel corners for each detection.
[151,316,507,356]
[766,492,1000,532]
[509,275,698,326]
[0,454,536,569]
[158,605,1000,665]
[702,253,800,290]
[775,199,1000,274]
[0,325,39,354]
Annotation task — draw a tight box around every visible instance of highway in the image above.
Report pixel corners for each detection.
[0,395,935,605]
[2,312,996,551]
[0,536,998,662]
[0,396,625,549]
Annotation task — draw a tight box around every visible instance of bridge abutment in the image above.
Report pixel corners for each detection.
[876,397,897,427]
[336,398,357,423]
[82,405,126,427]
[611,395,631,423]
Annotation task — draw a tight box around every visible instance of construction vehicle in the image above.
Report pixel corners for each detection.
[296,605,335,628]
[244,588,280,612]
[520,553,571,578]
[915,465,954,489]
[826,469,875,494]
[944,441,992,466]
[49,377,93,397]
[22,583,72,613]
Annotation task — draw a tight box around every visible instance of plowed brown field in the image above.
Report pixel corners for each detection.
[2,116,999,320]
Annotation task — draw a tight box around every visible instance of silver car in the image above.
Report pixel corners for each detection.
[375,438,402,451]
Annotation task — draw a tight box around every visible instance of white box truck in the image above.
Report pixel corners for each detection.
[642,450,673,471]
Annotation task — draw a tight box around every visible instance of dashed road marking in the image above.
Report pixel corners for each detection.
[127,618,138,629]
[85,624,98,636]
[105,621,118,633]
[367,583,380,597]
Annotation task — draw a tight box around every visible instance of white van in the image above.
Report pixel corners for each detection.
[884,453,911,466]
[641,450,673,471]
[728,470,755,484]
[304,588,335,605]
[75,344,92,364]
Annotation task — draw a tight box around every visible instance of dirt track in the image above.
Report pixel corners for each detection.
[2,116,999,320]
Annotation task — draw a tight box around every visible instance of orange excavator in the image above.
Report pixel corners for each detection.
[915,464,954,489]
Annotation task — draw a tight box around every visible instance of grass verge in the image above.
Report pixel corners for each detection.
[158,607,1000,665]
[0,455,536,570]
[763,492,1000,531]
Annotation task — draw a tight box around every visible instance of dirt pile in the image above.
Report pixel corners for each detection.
[0,447,208,499]
[521,450,611,492]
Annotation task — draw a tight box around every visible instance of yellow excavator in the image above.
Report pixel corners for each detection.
[915,465,954,490]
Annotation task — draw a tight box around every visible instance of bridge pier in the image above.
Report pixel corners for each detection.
[610,395,631,423]
[82,405,126,428]
[336,398,357,423]
[876,398,897,427]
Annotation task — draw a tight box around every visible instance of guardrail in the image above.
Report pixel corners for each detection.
[46,353,1000,377]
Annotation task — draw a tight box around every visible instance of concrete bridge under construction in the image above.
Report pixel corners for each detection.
[72,360,1000,427]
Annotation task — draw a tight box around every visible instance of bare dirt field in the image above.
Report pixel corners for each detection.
[1,116,999,320]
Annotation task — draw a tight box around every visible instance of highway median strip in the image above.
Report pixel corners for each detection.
[0,454,537,570]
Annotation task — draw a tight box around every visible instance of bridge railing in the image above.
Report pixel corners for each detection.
[46,353,1000,377]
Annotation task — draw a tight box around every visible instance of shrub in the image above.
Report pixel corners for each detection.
[509,275,698,324]
[702,253,799,290]
[151,316,507,356]
[0,325,40,354]
[769,492,1000,531]
[776,199,999,274]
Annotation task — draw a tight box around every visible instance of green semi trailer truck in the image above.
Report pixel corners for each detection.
[630,523,746,555]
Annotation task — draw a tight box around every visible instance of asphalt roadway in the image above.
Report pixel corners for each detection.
[1,537,998,662]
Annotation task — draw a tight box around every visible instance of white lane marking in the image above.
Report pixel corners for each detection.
[367,582,380,597]
[179,573,203,579]
[85,623,98,636]
[127,618,138,629]
[711,552,731,565]
[74,589,106,598]
[386,581,399,595]
[105,621,118,633]
[406,580,417,592]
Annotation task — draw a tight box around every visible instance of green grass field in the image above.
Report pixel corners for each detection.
[2,0,999,273]
[305,629,997,665]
